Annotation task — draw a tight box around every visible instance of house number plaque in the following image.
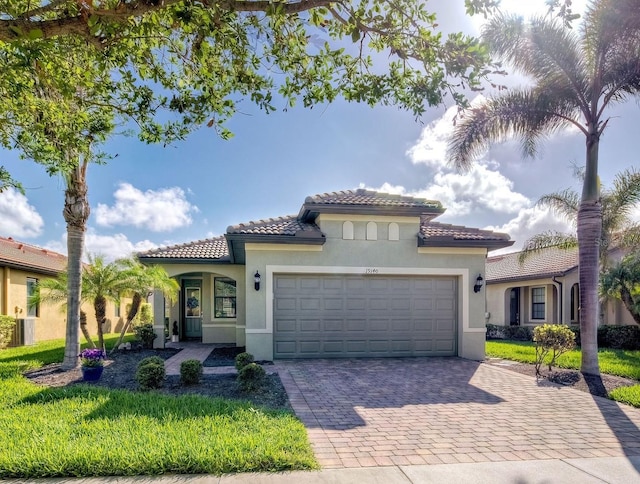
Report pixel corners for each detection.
[364,268,379,274]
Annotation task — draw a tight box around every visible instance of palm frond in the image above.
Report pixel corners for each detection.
[536,189,580,224]
[518,231,578,263]
[447,90,581,169]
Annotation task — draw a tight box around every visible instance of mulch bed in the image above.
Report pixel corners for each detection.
[23,348,290,411]
[484,358,638,398]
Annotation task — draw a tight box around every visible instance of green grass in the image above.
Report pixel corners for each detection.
[486,341,640,380]
[609,385,640,408]
[0,377,316,477]
[486,340,640,408]
[0,336,318,477]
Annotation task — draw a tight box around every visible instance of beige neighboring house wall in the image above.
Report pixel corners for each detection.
[486,247,636,327]
[0,236,127,344]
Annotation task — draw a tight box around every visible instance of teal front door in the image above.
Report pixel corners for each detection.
[183,279,202,339]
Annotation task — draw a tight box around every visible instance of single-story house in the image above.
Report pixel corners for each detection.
[139,189,513,360]
[485,247,636,327]
[0,236,127,344]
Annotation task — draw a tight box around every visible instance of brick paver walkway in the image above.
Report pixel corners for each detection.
[275,358,640,469]
[164,343,235,375]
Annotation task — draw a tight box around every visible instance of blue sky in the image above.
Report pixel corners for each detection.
[1,0,639,260]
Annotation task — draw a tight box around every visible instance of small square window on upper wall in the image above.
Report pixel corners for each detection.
[388,222,399,241]
[342,221,354,240]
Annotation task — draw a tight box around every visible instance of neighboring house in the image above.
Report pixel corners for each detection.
[139,189,513,361]
[486,247,636,327]
[0,237,126,344]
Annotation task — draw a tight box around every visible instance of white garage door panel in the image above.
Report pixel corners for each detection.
[273,274,457,358]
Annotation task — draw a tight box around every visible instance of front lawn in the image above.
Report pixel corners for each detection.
[0,337,317,478]
[486,340,640,408]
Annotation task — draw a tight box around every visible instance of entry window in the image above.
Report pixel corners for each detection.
[26,277,39,317]
[531,287,545,320]
[214,278,236,318]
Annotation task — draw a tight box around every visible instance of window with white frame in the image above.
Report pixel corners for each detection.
[26,277,39,317]
[214,278,236,318]
[531,287,545,320]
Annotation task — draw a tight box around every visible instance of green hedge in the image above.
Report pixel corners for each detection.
[570,325,640,350]
[488,324,640,350]
[486,324,533,341]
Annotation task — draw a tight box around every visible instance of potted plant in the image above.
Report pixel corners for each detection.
[171,321,179,343]
[79,348,105,381]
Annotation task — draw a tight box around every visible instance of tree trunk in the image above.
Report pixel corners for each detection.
[109,292,142,355]
[61,163,90,370]
[94,295,106,351]
[578,130,601,376]
[620,287,640,325]
[79,310,95,348]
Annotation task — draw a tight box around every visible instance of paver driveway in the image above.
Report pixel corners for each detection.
[275,358,640,469]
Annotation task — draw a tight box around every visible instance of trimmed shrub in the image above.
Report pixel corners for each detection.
[235,352,254,371]
[237,362,266,392]
[136,357,166,390]
[0,316,16,350]
[485,324,533,341]
[180,359,203,385]
[570,325,640,350]
[533,324,576,376]
[134,323,157,349]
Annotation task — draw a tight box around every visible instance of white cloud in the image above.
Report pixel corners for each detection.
[0,189,44,238]
[46,230,161,261]
[95,183,198,232]
[484,206,573,255]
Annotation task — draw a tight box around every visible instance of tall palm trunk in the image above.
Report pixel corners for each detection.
[578,131,601,376]
[94,295,106,351]
[110,292,142,355]
[79,310,95,348]
[61,162,90,370]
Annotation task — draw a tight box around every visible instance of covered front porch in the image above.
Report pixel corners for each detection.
[149,265,247,348]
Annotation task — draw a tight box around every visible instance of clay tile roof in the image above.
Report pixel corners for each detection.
[0,237,67,274]
[227,215,321,236]
[305,188,442,210]
[486,247,579,283]
[138,236,230,261]
[420,221,512,243]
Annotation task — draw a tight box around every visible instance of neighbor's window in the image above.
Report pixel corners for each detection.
[531,287,545,320]
[26,277,39,317]
[570,283,579,323]
[215,278,236,318]
[115,301,121,318]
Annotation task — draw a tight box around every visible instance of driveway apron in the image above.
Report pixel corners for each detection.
[275,358,640,469]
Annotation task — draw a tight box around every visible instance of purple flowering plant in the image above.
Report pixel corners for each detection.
[79,348,106,367]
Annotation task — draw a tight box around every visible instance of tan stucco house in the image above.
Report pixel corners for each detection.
[486,247,636,327]
[140,189,513,361]
[0,236,127,344]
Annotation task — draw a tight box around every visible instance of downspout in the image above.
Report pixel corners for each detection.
[552,276,563,324]
[1,266,9,315]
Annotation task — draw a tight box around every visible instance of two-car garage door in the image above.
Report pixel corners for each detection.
[273,274,457,358]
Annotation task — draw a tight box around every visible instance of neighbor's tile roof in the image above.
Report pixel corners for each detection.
[138,236,230,261]
[420,222,511,242]
[0,237,67,274]
[305,189,442,210]
[486,247,579,283]
[227,215,321,236]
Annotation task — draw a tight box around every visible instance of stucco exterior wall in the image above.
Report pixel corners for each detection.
[244,215,488,361]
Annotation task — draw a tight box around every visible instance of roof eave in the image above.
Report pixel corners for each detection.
[0,260,62,276]
[418,237,514,251]
[299,204,444,222]
[138,257,232,265]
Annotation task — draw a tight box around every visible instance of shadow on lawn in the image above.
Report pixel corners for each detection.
[18,383,281,422]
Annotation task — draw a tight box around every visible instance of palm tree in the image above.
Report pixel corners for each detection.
[110,259,179,354]
[447,0,640,375]
[521,168,640,269]
[30,273,96,349]
[601,252,640,325]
